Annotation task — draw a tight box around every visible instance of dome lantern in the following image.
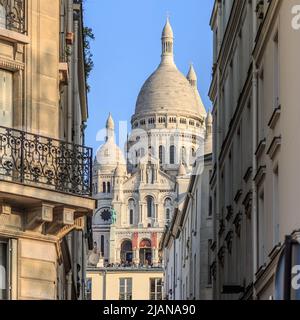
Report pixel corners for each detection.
[161,17,174,65]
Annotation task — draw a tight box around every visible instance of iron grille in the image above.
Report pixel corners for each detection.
[0,0,25,34]
[0,126,93,196]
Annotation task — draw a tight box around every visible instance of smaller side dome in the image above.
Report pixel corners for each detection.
[178,163,187,176]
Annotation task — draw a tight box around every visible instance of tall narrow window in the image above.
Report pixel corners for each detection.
[0,5,6,29]
[164,198,172,224]
[181,146,186,164]
[128,199,135,225]
[129,209,133,225]
[170,145,175,165]
[0,70,13,127]
[100,235,104,257]
[107,182,111,193]
[273,32,279,109]
[146,196,154,218]
[119,278,132,300]
[166,209,170,222]
[159,145,165,165]
[0,240,7,300]
[102,182,106,193]
[150,278,162,300]
[209,196,212,217]
[190,148,196,165]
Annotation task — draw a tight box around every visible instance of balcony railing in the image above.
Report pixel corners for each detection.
[0,0,26,34]
[0,126,93,196]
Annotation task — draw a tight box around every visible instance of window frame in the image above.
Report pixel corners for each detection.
[149,278,162,300]
[119,277,132,300]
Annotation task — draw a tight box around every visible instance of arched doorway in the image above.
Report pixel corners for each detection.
[139,239,152,266]
[120,240,133,264]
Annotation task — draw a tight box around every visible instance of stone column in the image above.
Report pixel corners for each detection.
[152,248,159,266]
[133,249,139,265]
[139,204,143,227]
[109,225,116,264]
[115,248,121,264]
[154,204,159,227]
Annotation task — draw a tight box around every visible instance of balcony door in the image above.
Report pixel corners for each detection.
[0,70,13,127]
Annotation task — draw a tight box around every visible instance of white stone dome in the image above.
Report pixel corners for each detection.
[96,114,126,169]
[96,141,126,167]
[135,63,203,118]
[134,19,205,119]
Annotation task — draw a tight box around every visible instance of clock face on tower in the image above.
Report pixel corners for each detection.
[101,209,111,222]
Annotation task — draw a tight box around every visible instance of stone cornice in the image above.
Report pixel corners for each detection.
[0,58,24,71]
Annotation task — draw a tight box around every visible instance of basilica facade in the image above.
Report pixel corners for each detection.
[89,18,210,275]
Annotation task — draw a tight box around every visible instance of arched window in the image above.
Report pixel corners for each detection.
[120,240,133,264]
[0,5,6,29]
[159,145,165,165]
[128,199,135,225]
[164,198,172,224]
[190,148,196,165]
[166,208,170,221]
[129,209,133,225]
[170,145,175,165]
[102,182,106,193]
[107,182,111,193]
[139,239,152,265]
[146,196,154,218]
[181,147,187,165]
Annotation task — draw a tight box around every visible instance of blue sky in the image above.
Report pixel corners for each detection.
[84,0,214,153]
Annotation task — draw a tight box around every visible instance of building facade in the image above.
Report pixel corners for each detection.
[87,268,164,300]
[209,0,300,300]
[160,115,213,300]
[87,18,209,300]
[0,0,94,300]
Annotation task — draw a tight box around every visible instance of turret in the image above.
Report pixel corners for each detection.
[161,17,174,65]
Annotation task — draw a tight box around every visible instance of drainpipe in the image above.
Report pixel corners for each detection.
[252,0,258,300]
[73,18,80,145]
[67,0,73,143]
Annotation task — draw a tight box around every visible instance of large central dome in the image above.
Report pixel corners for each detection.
[134,18,206,119]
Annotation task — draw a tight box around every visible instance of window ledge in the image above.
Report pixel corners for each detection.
[268,105,281,129]
[0,28,29,44]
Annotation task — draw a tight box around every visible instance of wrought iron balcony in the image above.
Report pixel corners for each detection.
[0,0,26,34]
[0,126,93,196]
